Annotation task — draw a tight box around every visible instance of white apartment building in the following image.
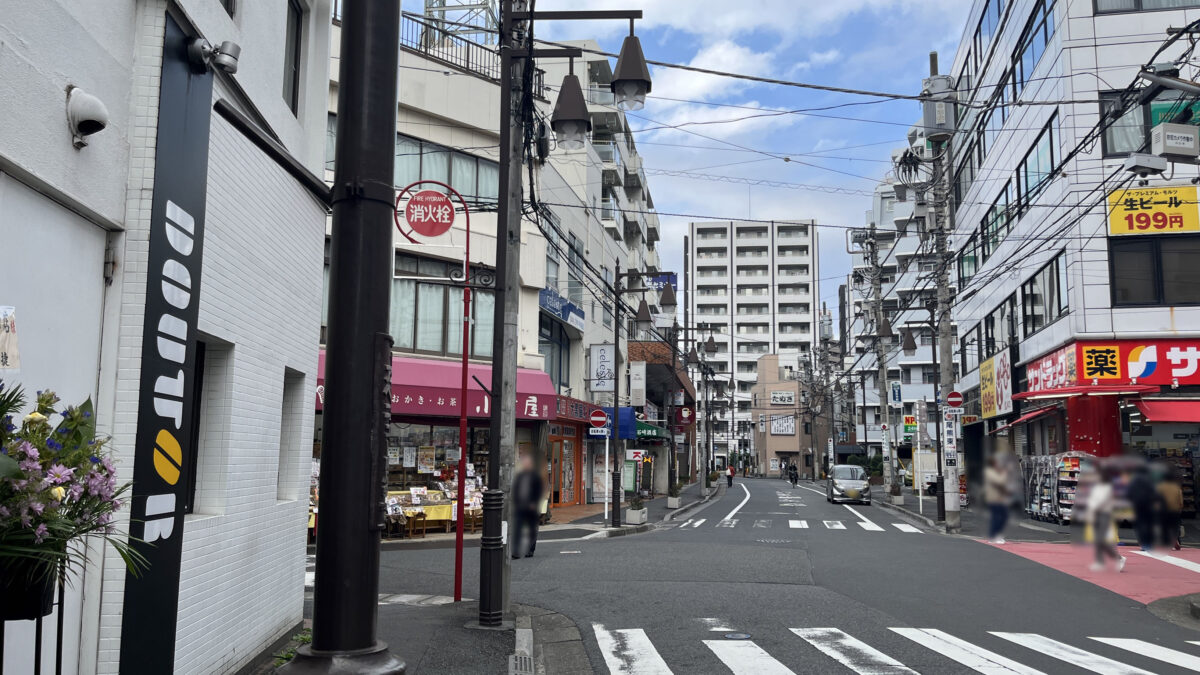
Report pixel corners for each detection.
[320,10,664,508]
[844,180,949,464]
[686,220,820,460]
[948,0,1200,485]
[2,1,331,673]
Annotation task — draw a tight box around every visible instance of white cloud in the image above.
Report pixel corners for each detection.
[649,40,775,102]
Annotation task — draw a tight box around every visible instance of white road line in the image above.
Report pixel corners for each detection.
[893,524,921,533]
[723,483,751,521]
[1090,637,1200,672]
[691,518,706,528]
[698,617,734,632]
[891,628,1046,674]
[679,519,693,528]
[797,484,826,497]
[1135,550,1200,574]
[1191,641,1200,647]
[717,519,738,528]
[789,520,809,528]
[791,627,917,674]
[592,623,673,674]
[823,521,845,530]
[991,632,1154,674]
[844,505,883,531]
[753,519,772,528]
[704,640,795,674]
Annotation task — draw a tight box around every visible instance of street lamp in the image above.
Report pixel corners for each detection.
[551,64,591,150]
[901,328,918,356]
[611,23,652,111]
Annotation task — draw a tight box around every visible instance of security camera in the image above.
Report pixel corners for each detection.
[1122,153,1167,178]
[66,86,109,149]
[187,38,241,74]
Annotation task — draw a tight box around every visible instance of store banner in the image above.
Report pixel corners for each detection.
[120,14,214,673]
[589,343,615,392]
[770,390,795,405]
[770,413,795,435]
[980,357,996,418]
[1027,343,1077,393]
[538,287,585,330]
[1078,338,1200,386]
[980,353,1013,419]
[630,361,646,406]
[1108,185,1200,236]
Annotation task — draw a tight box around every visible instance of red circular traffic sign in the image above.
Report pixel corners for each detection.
[404,189,455,237]
[946,391,964,408]
[589,410,609,428]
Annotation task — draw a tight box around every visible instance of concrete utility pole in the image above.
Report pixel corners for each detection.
[867,222,896,499]
[479,0,528,628]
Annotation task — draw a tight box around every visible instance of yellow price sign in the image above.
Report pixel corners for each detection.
[1108,185,1200,236]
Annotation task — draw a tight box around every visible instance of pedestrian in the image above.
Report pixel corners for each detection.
[985,454,1010,545]
[727,463,734,487]
[788,462,798,488]
[1159,469,1184,551]
[511,454,544,559]
[1126,463,1157,551]
[1085,464,1125,573]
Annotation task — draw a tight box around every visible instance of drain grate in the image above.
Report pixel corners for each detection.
[508,653,535,675]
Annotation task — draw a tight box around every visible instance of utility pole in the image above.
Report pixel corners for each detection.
[284,1,405,672]
[611,262,624,528]
[867,222,896,499]
[479,0,528,628]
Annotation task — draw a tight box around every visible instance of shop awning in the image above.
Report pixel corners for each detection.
[1012,384,1160,400]
[991,406,1058,435]
[635,420,670,440]
[1132,399,1200,423]
[315,351,556,420]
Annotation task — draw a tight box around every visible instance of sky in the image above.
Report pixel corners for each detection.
[530,0,974,319]
[402,0,975,320]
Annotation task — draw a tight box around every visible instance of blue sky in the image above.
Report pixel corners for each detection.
[531,0,974,315]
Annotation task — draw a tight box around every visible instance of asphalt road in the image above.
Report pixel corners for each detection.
[375,477,1200,673]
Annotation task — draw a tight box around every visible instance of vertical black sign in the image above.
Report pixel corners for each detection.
[119,14,213,673]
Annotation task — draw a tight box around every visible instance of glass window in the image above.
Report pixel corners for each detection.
[451,153,477,197]
[1110,239,1158,306]
[477,160,499,202]
[325,114,337,170]
[415,283,445,351]
[422,145,450,188]
[283,0,302,113]
[474,290,495,358]
[831,465,866,480]
[390,279,416,349]
[395,137,421,187]
[447,289,465,356]
[1161,237,1200,304]
[546,258,559,290]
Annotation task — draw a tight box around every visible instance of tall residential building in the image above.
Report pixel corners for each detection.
[946,0,1200,493]
[686,220,820,462]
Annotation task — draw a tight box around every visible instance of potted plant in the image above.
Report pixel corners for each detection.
[667,482,682,509]
[624,494,647,525]
[0,383,144,621]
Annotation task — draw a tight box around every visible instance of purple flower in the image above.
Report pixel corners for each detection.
[89,455,100,463]
[13,479,27,490]
[33,523,48,543]
[45,439,62,452]
[19,459,40,473]
[98,513,113,526]
[29,501,44,515]
[68,483,84,501]
[45,464,74,484]
[18,442,37,460]
[0,505,9,518]
[19,511,31,527]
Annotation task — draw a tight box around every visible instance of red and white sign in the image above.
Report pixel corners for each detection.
[946,391,963,408]
[404,189,455,237]
[1027,344,1077,393]
[590,410,609,428]
[626,449,644,462]
[675,406,695,426]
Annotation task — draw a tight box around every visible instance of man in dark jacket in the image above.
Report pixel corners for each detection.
[511,455,544,559]
[1126,465,1157,551]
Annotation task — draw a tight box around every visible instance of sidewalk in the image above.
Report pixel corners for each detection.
[569,480,715,530]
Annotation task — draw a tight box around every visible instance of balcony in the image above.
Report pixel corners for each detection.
[600,196,621,239]
[645,209,659,243]
[624,151,643,190]
[397,15,547,98]
[595,141,623,188]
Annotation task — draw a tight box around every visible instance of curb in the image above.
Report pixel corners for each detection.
[662,486,718,523]
[1192,598,1200,621]
[597,523,653,537]
[513,604,590,675]
[875,499,943,532]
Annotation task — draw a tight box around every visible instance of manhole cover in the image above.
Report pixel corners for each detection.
[724,633,752,640]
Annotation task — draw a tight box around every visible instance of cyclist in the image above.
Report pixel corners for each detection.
[787,462,799,488]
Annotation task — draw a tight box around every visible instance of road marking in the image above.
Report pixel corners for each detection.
[844,504,883,531]
[991,632,1154,674]
[1090,637,1200,672]
[698,618,734,632]
[791,627,917,674]
[717,519,738,528]
[679,519,693,528]
[753,519,772,528]
[789,520,808,529]
[560,550,581,554]
[691,518,706,528]
[893,524,921,533]
[724,483,751,521]
[797,484,826,497]
[823,521,845,530]
[704,640,794,674]
[891,628,1046,674]
[592,623,673,674]
[1135,550,1200,574]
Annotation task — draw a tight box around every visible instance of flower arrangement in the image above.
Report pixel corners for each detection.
[0,381,145,619]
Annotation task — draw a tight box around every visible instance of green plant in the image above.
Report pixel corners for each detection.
[668,482,681,498]
[0,382,145,584]
[707,470,720,484]
[628,495,644,510]
[273,629,313,666]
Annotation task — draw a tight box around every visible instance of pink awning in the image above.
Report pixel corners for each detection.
[315,351,557,420]
[1133,399,1200,424]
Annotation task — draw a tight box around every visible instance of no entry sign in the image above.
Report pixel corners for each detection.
[946,391,964,408]
[590,410,609,428]
[404,189,455,237]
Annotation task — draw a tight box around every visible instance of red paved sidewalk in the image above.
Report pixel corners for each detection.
[981,540,1200,604]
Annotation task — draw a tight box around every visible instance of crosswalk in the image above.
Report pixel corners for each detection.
[668,518,923,533]
[591,622,1200,674]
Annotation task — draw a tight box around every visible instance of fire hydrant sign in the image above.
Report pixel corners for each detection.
[405,189,455,237]
[1108,185,1200,236]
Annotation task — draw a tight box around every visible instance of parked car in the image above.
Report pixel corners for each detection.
[827,464,871,505]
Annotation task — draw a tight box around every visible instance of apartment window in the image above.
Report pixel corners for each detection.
[395,134,500,202]
[325,114,337,170]
[1023,253,1068,334]
[1110,234,1200,306]
[1012,0,1055,94]
[1016,114,1057,210]
[220,0,236,17]
[567,272,583,304]
[1101,90,1200,157]
[388,253,495,357]
[545,258,559,290]
[283,0,303,114]
[602,267,612,327]
[1096,0,1200,11]
[958,232,980,286]
[960,326,981,375]
[538,314,571,391]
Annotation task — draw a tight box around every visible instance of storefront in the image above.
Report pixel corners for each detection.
[551,396,605,508]
[313,351,557,532]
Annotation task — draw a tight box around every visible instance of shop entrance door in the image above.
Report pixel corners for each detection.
[549,438,580,507]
